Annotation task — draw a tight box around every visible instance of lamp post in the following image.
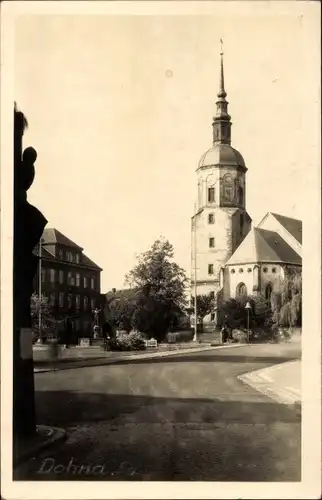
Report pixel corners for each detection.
[193,204,198,342]
[245,301,251,343]
[37,237,43,343]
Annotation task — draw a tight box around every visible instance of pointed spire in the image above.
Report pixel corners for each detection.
[218,39,227,98]
[212,39,231,145]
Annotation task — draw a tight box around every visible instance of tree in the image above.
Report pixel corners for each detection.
[191,294,215,332]
[221,293,272,330]
[30,293,56,341]
[126,238,188,341]
[104,289,137,333]
[270,269,302,328]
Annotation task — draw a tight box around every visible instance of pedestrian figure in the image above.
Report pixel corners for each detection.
[221,326,227,343]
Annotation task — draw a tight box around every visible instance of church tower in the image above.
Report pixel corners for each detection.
[191,43,252,325]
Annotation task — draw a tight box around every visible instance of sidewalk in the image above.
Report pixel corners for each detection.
[13,425,67,467]
[33,342,245,373]
[238,359,301,407]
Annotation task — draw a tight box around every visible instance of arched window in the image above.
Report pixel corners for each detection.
[265,283,273,302]
[236,282,247,297]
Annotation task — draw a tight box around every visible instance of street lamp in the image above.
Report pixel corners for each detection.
[37,237,44,343]
[245,301,252,343]
[193,203,198,342]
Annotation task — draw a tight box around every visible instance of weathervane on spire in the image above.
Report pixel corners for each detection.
[220,38,224,56]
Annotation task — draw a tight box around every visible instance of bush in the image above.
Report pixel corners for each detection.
[127,331,146,350]
[103,332,146,351]
[231,328,249,343]
[249,326,277,343]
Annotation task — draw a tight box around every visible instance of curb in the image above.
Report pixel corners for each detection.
[34,343,247,373]
[14,425,67,468]
[237,360,301,410]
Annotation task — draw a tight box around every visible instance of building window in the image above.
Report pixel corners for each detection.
[265,284,273,302]
[75,253,80,264]
[91,277,95,289]
[239,268,244,273]
[231,268,235,274]
[240,213,244,236]
[75,319,81,332]
[70,274,75,286]
[66,251,73,262]
[67,294,73,309]
[84,296,89,310]
[208,264,214,275]
[91,299,95,310]
[49,293,55,306]
[41,268,46,283]
[84,277,88,288]
[67,272,72,285]
[76,273,80,286]
[236,283,247,297]
[263,267,268,273]
[58,250,63,260]
[210,313,215,321]
[209,237,215,248]
[210,291,215,299]
[49,269,56,283]
[247,268,252,273]
[208,187,215,203]
[272,267,276,273]
[76,295,80,310]
[59,292,64,308]
[59,270,64,284]
[208,213,214,224]
[238,186,244,206]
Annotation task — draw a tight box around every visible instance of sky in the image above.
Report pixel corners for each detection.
[13,3,319,292]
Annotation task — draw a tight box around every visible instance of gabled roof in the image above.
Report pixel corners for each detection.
[270,213,302,244]
[41,228,83,250]
[33,228,102,270]
[33,245,56,260]
[225,227,302,266]
[81,253,103,271]
[258,212,302,244]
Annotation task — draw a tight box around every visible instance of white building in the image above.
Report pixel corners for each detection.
[191,50,302,328]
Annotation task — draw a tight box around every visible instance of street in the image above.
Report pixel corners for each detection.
[15,343,301,481]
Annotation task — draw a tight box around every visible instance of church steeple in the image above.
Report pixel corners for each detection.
[212,40,232,145]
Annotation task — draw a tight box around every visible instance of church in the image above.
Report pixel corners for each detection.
[191,48,302,327]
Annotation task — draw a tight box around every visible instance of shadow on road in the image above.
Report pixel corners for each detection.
[35,389,300,428]
[14,390,301,482]
[104,353,300,366]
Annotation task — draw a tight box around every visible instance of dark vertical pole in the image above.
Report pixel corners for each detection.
[13,104,47,443]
